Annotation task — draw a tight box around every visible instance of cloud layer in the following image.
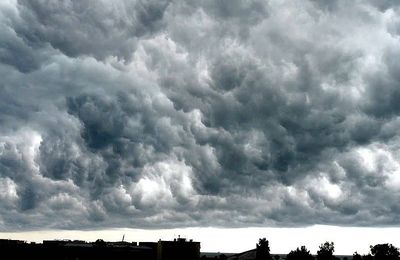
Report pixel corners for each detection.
[1,0,400,230]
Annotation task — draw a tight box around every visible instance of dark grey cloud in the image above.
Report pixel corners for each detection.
[18,0,169,59]
[1,0,400,231]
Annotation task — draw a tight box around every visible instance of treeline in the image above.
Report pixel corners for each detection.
[257,238,400,260]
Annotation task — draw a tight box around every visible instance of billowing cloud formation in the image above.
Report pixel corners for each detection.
[1,0,400,231]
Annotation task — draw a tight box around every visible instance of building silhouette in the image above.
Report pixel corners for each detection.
[0,237,200,260]
[227,249,257,260]
[157,237,201,260]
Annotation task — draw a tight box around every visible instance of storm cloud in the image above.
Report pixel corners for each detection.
[1,0,400,231]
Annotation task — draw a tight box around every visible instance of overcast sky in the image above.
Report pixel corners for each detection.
[1,0,400,253]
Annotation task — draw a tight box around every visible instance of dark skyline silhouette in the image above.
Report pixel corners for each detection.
[2,237,400,260]
[0,237,200,260]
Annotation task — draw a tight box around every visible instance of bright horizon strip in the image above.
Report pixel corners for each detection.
[1,225,399,255]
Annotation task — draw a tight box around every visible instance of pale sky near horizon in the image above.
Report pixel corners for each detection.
[1,225,400,255]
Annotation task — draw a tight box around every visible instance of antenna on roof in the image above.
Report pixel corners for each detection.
[122,234,125,242]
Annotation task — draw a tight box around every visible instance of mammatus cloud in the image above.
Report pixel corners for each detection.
[1,0,400,230]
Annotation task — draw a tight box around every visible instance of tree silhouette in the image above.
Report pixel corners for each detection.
[353,252,363,260]
[363,254,374,260]
[287,246,314,260]
[317,242,337,260]
[370,244,400,260]
[94,239,106,248]
[256,238,272,260]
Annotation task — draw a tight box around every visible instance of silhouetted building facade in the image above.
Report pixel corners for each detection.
[140,242,159,260]
[0,237,200,260]
[157,237,201,260]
